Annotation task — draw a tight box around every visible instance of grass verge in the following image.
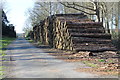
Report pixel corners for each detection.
[0,37,16,79]
[0,37,16,49]
[0,37,15,56]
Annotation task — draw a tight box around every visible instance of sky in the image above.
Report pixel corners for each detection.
[5,0,34,33]
[4,0,119,34]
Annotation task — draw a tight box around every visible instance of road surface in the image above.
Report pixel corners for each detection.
[2,38,105,78]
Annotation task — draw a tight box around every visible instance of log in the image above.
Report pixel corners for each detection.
[70,33,111,39]
[30,13,116,52]
[68,28,105,33]
[72,38,112,44]
[75,46,117,52]
[66,22,103,26]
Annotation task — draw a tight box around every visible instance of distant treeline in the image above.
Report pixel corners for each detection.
[2,10,16,38]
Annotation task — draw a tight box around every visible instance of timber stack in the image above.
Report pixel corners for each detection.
[32,13,117,52]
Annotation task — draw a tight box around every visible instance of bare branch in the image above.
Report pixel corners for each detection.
[35,3,49,13]
[72,2,96,11]
[60,2,96,15]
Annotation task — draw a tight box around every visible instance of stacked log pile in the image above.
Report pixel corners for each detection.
[52,13,91,50]
[32,13,117,52]
[67,22,116,52]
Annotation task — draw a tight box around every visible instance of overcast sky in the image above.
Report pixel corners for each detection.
[5,0,34,33]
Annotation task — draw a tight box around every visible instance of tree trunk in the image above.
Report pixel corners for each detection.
[102,10,104,25]
[118,2,120,34]
[107,20,110,33]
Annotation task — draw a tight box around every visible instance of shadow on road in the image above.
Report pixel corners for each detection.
[1,46,35,50]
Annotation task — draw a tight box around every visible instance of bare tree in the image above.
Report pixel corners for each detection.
[60,2,101,22]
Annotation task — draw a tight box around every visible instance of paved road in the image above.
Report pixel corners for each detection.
[3,38,99,78]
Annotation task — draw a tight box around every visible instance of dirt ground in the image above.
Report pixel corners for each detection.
[47,48,119,77]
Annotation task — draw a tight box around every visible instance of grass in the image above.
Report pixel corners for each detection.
[38,41,42,45]
[83,61,98,68]
[0,37,16,79]
[0,37,15,56]
[28,40,34,43]
[26,38,34,43]
[25,37,42,45]
[25,37,34,43]
[0,37,16,48]
[98,59,105,62]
